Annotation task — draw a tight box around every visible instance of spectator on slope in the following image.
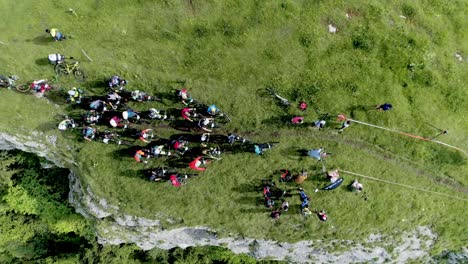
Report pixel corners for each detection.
[350,179,363,192]
[376,103,392,112]
[45,28,67,41]
[291,116,304,125]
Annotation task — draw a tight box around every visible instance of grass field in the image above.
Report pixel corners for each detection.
[0,0,467,255]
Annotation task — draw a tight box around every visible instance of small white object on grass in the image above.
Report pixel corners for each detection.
[314,188,319,193]
[399,15,407,19]
[328,24,338,33]
[68,8,78,17]
[345,13,351,19]
[455,52,463,62]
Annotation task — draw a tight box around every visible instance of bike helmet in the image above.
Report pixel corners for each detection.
[148,108,159,118]
[208,104,218,115]
[68,90,77,96]
[122,111,129,120]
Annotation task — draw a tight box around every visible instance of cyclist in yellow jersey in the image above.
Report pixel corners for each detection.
[45,28,66,41]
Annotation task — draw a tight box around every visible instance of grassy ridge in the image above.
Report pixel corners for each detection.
[0,0,467,254]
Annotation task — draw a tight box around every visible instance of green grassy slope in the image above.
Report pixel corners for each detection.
[0,0,467,254]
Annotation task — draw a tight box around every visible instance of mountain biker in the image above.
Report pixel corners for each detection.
[172,139,189,155]
[30,79,51,93]
[254,143,272,155]
[149,168,168,181]
[169,174,182,187]
[89,100,108,112]
[314,120,326,129]
[181,107,198,122]
[58,118,76,131]
[48,54,71,64]
[122,109,140,121]
[0,75,17,88]
[338,120,351,132]
[263,185,272,198]
[67,87,84,104]
[102,131,121,145]
[150,145,172,157]
[45,28,66,41]
[291,116,304,124]
[134,149,149,163]
[189,156,207,171]
[82,126,96,141]
[131,90,149,102]
[138,129,153,143]
[147,108,167,120]
[207,104,220,116]
[108,76,127,91]
[264,197,274,208]
[200,133,210,146]
[85,110,100,124]
[177,89,193,105]
[202,146,221,159]
[106,92,122,108]
[198,117,215,132]
[109,116,128,128]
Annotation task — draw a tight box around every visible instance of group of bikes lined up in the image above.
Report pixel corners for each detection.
[33,65,278,186]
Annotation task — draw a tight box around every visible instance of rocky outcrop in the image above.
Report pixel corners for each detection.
[0,132,465,263]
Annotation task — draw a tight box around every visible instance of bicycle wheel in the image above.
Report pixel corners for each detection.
[15,84,30,93]
[74,69,86,82]
[55,63,68,75]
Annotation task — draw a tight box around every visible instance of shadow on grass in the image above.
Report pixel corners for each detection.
[261,115,290,126]
[281,147,304,160]
[27,35,52,45]
[35,58,50,66]
[35,121,60,132]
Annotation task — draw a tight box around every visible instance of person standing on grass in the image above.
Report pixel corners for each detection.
[45,28,66,41]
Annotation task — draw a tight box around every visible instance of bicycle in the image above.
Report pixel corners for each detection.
[265,88,291,106]
[0,75,31,92]
[55,61,86,82]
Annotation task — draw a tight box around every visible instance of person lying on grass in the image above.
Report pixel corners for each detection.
[307,147,330,161]
[291,116,304,125]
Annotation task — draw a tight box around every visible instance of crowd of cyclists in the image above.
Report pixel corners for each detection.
[0,28,377,222]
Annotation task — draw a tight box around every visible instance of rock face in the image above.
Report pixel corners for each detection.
[0,132,465,263]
